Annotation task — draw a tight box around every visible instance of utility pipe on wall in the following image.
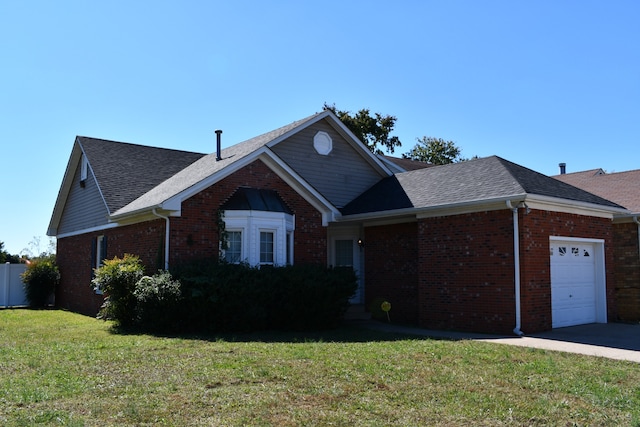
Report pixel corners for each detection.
[634,216,640,262]
[152,208,170,270]
[506,200,525,336]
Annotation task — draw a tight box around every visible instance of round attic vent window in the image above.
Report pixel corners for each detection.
[313,131,332,155]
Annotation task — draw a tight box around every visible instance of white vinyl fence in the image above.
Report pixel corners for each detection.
[0,263,28,307]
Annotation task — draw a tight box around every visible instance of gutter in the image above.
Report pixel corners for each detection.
[152,208,170,270]
[506,200,525,336]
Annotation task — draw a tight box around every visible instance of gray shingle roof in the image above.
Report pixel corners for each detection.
[112,112,325,216]
[342,156,624,215]
[78,137,205,213]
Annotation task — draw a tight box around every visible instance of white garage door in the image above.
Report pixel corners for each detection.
[550,241,597,328]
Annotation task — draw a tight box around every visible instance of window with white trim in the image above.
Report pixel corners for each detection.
[222,210,294,267]
[260,231,274,265]
[224,230,243,263]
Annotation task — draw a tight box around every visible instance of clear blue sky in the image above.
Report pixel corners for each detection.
[1,1,638,256]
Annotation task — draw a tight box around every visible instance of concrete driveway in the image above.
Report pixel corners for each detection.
[360,321,640,363]
[479,323,640,363]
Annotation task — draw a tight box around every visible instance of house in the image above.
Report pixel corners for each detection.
[47,111,630,334]
[554,166,640,322]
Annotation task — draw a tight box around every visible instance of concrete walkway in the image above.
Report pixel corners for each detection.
[359,321,640,363]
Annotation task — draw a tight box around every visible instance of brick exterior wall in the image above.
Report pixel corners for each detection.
[364,222,419,323]
[56,159,326,315]
[417,210,516,334]
[519,210,615,332]
[613,222,640,322]
[169,159,326,266]
[411,209,616,335]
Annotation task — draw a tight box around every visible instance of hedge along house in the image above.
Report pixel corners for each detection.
[554,166,640,322]
[48,111,629,334]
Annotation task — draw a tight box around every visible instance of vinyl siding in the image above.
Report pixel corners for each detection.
[271,121,384,208]
[58,164,110,235]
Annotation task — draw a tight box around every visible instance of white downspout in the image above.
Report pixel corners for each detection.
[634,216,640,262]
[152,208,170,270]
[507,201,524,336]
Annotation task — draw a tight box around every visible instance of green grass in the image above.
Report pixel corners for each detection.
[1,310,639,426]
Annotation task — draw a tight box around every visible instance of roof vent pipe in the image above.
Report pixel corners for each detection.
[215,129,223,161]
[559,162,566,175]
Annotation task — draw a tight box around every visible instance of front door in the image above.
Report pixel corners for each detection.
[334,238,363,304]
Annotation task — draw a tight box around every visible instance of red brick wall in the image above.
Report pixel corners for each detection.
[56,220,167,315]
[519,210,615,332]
[56,159,327,315]
[169,159,326,265]
[364,222,419,323]
[417,210,516,334]
[613,222,640,322]
[56,233,105,316]
[413,209,616,335]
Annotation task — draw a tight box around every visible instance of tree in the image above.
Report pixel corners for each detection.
[323,103,401,155]
[403,136,467,165]
[0,241,20,264]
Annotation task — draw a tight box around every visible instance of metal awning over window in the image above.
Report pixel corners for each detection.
[221,188,293,214]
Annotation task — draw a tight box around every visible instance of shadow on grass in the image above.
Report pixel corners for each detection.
[107,319,451,344]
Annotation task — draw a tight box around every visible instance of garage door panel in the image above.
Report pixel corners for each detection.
[550,241,597,328]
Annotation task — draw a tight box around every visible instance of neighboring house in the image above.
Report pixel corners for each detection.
[554,167,640,322]
[48,111,629,334]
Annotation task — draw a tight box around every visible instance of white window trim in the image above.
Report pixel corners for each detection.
[81,154,88,182]
[259,229,276,265]
[223,210,294,267]
[222,229,245,264]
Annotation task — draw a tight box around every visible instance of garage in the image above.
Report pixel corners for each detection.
[550,237,606,328]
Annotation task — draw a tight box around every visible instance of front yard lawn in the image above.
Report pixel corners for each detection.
[1,309,639,426]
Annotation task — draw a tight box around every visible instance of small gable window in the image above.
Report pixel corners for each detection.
[80,154,88,187]
[313,131,332,155]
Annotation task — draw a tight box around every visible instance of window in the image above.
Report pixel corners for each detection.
[224,231,242,263]
[92,235,107,294]
[80,154,88,184]
[260,231,274,264]
[335,239,354,267]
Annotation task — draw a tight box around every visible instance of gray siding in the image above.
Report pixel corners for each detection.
[58,165,109,235]
[272,121,384,208]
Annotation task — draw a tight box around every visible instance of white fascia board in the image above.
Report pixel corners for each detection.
[160,147,269,213]
[54,222,120,239]
[48,139,111,236]
[338,195,526,224]
[323,114,394,177]
[265,111,393,178]
[258,151,341,226]
[265,111,332,149]
[524,194,628,218]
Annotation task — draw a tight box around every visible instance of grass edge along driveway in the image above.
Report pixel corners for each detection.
[1,309,639,426]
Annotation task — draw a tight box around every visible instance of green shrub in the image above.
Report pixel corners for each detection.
[21,255,60,308]
[133,271,182,332]
[264,265,358,330]
[92,254,145,328]
[173,260,357,333]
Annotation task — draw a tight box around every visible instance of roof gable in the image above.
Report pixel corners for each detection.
[79,137,205,213]
[113,111,390,218]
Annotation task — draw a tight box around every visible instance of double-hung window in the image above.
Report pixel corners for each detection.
[224,230,243,263]
[220,188,295,267]
[259,231,274,265]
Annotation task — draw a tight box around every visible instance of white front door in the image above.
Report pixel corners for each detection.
[550,239,602,328]
[333,238,363,304]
